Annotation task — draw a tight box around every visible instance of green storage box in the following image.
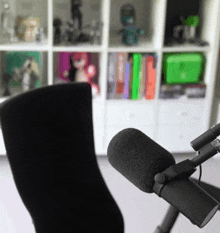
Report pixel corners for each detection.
[163,53,204,84]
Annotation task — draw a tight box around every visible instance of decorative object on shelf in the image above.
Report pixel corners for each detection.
[53,17,62,44]
[15,16,25,40]
[12,58,40,92]
[2,72,13,96]
[0,1,16,44]
[163,52,205,84]
[4,52,42,96]
[160,84,206,99]
[35,27,45,43]
[167,15,209,46]
[119,4,144,46]
[59,52,99,96]
[63,19,81,44]
[22,17,40,42]
[84,20,103,45]
[71,0,83,31]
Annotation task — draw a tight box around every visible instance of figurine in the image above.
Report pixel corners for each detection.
[69,0,91,44]
[119,4,144,46]
[2,72,13,96]
[85,20,103,44]
[61,52,99,95]
[23,17,40,42]
[62,19,81,44]
[13,57,40,92]
[35,27,44,42]
[71,0,83,31]
[53,17,62,44]
[169,15,209,46]
[0,1,15,43]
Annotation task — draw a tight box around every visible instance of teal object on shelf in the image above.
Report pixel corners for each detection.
[163,53,205,84]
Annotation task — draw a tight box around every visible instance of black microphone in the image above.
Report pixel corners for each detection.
[107,128,220,228]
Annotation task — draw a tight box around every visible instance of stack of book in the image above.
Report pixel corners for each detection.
[107,52,157,100]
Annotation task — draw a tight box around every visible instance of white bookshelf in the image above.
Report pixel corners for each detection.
[0,0,220,156]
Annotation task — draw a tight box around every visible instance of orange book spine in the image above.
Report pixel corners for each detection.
[145,56,156,99]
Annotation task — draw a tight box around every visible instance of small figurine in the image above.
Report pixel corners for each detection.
[119,4,144,46]
[2,72,13,96]
[13,57,40,92]
[61,52,99,95]
[63,19,81,44]
[23,17,40,42]
[35,27,44,42]
[53,17,62,44]
[85,20,103,44]
[169,15,209,46]
[71,0,83,31]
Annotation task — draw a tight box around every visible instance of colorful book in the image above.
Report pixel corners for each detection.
[115,52,128,99]
[107,53,117,99]
[139,55,146,99]
[131,53,142,100]
[124,61,130,99]
[129,56,133,99]
[145,55,156,99]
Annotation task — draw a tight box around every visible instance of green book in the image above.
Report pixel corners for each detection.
[132,53,142,100]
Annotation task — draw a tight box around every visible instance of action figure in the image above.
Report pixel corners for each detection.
[53,17,62,44]
[61,52,99,95]
[119,4,144,45]
[71,0,82,30]
[13,57,40,92]
[2,72,13,96]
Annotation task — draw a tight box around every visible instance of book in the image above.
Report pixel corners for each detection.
[124,61,130,99]
[139,55,146,99]
[107,53,117,99]
[131,53,142,100]
[145,55,156,99]
[129,56,133,99]
[115,52,128,99]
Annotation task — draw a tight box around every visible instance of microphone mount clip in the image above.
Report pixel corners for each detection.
[153,159,196,197]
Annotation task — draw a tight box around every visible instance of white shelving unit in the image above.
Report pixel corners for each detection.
[0,0,220,156]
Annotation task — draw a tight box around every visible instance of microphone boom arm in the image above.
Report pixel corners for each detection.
[153,124,220,233]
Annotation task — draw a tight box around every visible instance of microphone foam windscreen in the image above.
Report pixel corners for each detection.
[107,128,176,193]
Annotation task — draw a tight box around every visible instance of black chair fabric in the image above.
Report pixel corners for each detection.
[0,83,124,232]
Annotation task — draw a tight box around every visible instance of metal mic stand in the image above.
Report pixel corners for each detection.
[153,123,220,233]
[154,205,179,233]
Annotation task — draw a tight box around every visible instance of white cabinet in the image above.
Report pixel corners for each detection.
[0,0,220,155]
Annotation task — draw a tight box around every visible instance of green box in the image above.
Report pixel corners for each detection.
[163,53,205,84]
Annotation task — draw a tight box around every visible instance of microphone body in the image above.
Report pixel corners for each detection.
[107,128,219,228]
[154,177,219,228]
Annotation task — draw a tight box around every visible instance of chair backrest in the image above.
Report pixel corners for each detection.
[0,83,124,232]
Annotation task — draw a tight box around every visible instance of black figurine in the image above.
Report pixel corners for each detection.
[71,0,82,31]
[53,17,62,44]
[2,72,13,96]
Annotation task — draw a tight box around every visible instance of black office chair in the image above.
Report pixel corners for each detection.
[0,83,124,233]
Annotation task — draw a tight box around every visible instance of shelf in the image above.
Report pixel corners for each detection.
[53,45,104,52]
[162,44,211,53]
[108,29,155,52]
[0,43,50,51]
[0,0,219,154]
